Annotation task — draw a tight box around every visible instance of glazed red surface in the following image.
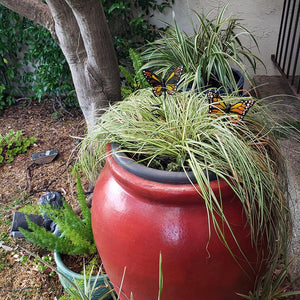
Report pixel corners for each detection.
[92,146,266,300]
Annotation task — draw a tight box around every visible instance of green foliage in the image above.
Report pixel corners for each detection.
[119,48,148,98]
[238,253,300,299]
[102,0,174,61]
[0,83,6,111]
[20,175,96,255]
[0,7,25,107]
[0,1,175,110]
[0,5,76,109]
[0,129,36,165]
[21,24,76,107]
[141,5,265,92]
[76,174,93,243]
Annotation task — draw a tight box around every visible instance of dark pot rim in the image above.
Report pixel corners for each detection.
[232,68,244,91]
[185,68,244,95]
[111,143,217,185]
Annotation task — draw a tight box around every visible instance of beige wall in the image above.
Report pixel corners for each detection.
[151,0,283,76]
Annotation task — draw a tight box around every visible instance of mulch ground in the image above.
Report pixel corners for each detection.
[0,100,85,299]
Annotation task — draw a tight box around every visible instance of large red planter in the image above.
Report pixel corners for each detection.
[92,144,266,300]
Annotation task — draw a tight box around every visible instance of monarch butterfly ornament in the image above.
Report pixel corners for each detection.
[142,65,184,97]
[208,91,255,124]
[143,66,184,117]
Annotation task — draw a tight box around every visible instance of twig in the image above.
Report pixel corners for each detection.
[25,159,75,197]
[15,97,31,102]
[26,162,38,193]
[0,287,39,293]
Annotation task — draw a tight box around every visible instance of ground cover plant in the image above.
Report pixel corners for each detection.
[0,129,36,164]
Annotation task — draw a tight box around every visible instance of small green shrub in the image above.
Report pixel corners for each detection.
[0,129,36,164]
[20,175,96,256]
[0,5,77,109]
[102,0,175,61]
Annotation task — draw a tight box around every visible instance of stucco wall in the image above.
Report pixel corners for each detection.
[151,0,283,76]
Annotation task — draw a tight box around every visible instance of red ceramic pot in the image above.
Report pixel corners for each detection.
[92,144,266,300]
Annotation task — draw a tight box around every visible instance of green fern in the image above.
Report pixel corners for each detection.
[119,48,148,98]
[129,48,147,88]
[20,219,57,250]
[76,173,93,242]
[20,175,96,255]
[119,65,135,87]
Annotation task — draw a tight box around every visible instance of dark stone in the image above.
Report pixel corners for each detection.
[38,191,63,208]
[38,191,63,236]
[11,191,64,239]
[44,218,53,231]
[50,222,60,236]
[10,212,44,238]
[31,148,58,164]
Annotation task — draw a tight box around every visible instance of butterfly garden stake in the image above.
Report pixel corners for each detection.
[208,91,255,124]
[143,66,184,116]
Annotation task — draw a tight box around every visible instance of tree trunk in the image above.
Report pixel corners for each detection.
[0,0,121,132]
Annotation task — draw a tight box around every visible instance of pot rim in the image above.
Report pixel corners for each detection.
[53,249,109,280]
[111,143,217,184]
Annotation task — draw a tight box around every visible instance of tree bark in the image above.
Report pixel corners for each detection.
[0,0,121,131]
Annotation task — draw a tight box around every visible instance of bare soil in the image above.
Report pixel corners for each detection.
[0,100,85,299]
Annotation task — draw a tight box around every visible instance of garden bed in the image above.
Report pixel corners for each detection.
[0,100,85,299]
[0,99,297,299]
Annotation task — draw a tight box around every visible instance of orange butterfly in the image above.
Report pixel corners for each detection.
[142,66,183,97]
[208,91,255,124]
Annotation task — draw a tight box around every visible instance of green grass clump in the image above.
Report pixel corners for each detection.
[78,88,293,265]
[141,4,264,92]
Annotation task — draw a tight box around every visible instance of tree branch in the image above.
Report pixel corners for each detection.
[64,0,115,67]
[0,0,56,40]
[46,0,86,64]
[64,0,121,103]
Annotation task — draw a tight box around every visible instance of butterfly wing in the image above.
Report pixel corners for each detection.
[165,65,184,95]
[152,85,163,97]
[208,92,255,123]
[229,99,255,123]
[142,69,163,97]
[207,91,227,115]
